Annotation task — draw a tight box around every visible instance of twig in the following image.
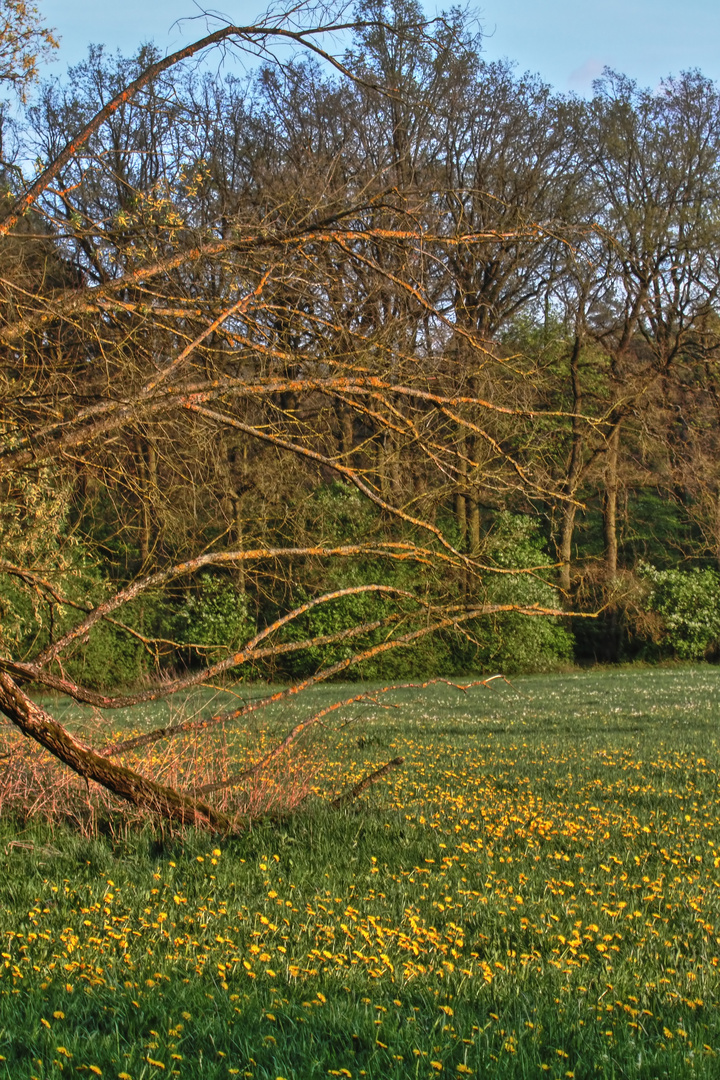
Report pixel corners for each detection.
[330,756,405,810]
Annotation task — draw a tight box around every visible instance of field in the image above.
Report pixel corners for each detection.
[1,667,720,1079]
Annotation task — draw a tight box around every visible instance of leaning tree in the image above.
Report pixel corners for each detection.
[0,2,588,830]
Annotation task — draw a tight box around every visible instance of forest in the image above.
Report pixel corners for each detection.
[2,0,720,821]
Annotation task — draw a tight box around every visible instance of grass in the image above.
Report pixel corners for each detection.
[1,666,720,1078]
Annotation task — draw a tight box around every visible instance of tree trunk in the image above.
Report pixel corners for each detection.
[136,437,151,566]
[231,496,246,591]
[558,503,577,594]
[378,433,390,499]
[340,407,354,458]
[0,671,229,831]
[455,431,467,547]
[603,423,621,579]
[455,491,467,545]
[468,497,480,555]
[558,334,585,596]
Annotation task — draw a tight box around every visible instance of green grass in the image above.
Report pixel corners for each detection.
[1,667,720,1078]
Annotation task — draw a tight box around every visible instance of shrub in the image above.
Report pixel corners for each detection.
[175,573,255,661]
[639,563,720,660]
[467,513,574,673]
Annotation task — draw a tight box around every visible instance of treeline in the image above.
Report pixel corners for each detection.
[3,0,720,690]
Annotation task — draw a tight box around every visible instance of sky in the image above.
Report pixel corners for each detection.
[38,0,720,95]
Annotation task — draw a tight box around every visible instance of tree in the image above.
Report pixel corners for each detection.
[0,0,56,102]
[0,4,594,829]
[584,71,720,583]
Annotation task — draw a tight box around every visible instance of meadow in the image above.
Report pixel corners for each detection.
[1,666,720,1079]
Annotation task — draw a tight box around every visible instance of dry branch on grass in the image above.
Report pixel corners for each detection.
[330,757,405,810]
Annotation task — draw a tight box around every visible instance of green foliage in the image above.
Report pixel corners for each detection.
[621,491,699,569]
[468,513,574,672]
[62,592,178,691]
[0,463,93,659]
[269,483,453,680]
[272,498,571,680]
[639,562,720,660]
[175,573,255,660]
[0,462,184,687]
[306,479,378,541]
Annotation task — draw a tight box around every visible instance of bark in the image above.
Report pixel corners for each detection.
[330,757,404,809]
[558,335,585,595]
[230,495,246,591]
[454,491,467,545]
[468,497,480,555]
[455,431,467,547]
[340,407,354,457]
[603,423,621,579]
[135,437,155,566]
[558,503,577,594]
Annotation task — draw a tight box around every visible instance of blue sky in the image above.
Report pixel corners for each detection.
[39,0,720,93]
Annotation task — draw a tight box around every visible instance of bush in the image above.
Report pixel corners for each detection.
[175,574,255,661]
[466,513,574,673]
[639,563,720,660]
